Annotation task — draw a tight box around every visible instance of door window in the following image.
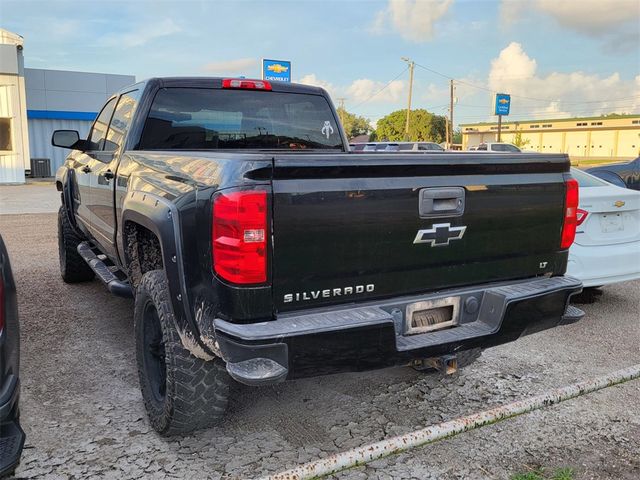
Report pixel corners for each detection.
[104,90,141,152]
[87,97,117,151]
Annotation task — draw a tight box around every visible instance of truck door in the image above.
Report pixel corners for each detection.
[72,97,117,237]
[89,89,141,261]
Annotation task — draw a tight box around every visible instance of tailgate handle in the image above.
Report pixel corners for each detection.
[419,187,465,218]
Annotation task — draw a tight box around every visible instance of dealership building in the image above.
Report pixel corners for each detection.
[0,28,134,184]
[461,114,640,161]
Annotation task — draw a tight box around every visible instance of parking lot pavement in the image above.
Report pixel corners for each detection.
[0,211,638,480]
[0,183,60,215]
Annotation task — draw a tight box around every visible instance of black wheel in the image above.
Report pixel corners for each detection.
[134,270,230,436]
[412,348,482,372]
[57,206,94,283]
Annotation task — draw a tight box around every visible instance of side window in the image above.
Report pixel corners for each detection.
[104,90,141,152]
[504,144,519,152]
[0,117,12,151]
[492,144,505,152]
[87,98,117,151]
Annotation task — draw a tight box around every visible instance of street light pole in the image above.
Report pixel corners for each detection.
[401,57,414,141]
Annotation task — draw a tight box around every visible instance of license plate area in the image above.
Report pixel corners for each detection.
[600,213,624,233]
[405,296,460,335]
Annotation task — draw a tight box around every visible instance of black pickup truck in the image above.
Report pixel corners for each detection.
[53,77,583,435]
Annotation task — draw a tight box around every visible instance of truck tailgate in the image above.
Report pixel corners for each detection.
[271,153,570,312]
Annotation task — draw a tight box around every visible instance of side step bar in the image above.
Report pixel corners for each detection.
[77,242,133,298]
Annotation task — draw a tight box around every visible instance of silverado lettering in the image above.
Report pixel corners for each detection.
[53,76,583,436]
[284,284,375,303]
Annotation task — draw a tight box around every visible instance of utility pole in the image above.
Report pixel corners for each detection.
[401,57,415,141]
[445,107,450,150]
[449,79,455,148]
[337,97,346,125]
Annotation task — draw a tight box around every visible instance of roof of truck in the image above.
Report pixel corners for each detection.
[115,77,327,97]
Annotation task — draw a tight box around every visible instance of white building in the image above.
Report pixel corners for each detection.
[0,29,29,183]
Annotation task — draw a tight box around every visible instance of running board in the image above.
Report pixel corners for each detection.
[77,242,133,298]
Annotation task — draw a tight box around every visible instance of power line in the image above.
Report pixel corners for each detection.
[351,66,409,109]
[413,61,640,105]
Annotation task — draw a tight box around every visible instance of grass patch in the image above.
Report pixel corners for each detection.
[511,467,574,480]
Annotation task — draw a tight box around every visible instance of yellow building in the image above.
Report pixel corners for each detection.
[461,114,640,162]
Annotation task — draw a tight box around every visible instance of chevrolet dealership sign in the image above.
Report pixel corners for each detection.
[262,59,291,82]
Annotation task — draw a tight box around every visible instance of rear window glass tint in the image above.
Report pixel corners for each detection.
[139,87,343,150]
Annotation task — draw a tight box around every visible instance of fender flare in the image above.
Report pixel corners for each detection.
[121,190,216,360]
[57,167,83,236]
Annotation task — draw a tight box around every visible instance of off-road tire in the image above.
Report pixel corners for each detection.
[134,270,230,436]
[412,348,482,372]
[58,206,94,283]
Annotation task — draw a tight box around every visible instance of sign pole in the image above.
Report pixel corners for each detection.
[494,93,510,143]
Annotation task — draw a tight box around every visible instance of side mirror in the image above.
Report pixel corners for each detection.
[52,130,85,150]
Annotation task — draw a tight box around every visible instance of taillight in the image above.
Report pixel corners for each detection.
[212,190,268,284]
[222,78,272,91]
[576,208,588,226]
[560,178,579,249]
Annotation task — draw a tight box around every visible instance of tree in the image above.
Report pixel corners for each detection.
[374,109,446,143]
[452,128,462,145]
[513,128,530,149]
[336,107,372,140]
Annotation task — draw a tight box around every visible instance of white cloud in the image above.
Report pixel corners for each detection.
[347,78,405,103]
[535,0,639,35]
[487,42,640,118]
[500,0,640,49]
[202,58,257,75]
[370,0,453,42]
[300,74,405,105]
[99,19,182,48]
[299,73,337,97]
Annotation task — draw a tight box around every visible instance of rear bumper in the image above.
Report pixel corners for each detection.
[214,276,583,385]
[568,241,640,287]
[0,375,25,478]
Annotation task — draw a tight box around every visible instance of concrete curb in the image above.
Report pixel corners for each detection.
[262,364,640,480]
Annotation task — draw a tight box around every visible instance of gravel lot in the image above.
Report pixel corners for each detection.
[1,189,638,479]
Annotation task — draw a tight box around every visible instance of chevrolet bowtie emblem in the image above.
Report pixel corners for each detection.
[413,223,467,247]
[614,200,625,208]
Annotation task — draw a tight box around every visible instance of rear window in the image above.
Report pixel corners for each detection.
[419,143,443,151]
[491,144,520,152]
[139,87,343,150]
[571,168,608,187]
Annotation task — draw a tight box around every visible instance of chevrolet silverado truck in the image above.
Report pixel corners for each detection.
[53,77,584,436]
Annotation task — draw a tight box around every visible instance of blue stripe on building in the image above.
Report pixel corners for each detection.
[27,110,98,121]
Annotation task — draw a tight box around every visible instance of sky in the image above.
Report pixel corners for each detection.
[1,0,639,128]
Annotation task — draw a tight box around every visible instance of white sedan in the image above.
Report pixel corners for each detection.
[567,168,640,287]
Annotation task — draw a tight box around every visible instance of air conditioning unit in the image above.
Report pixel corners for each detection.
[30,158,51,178]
